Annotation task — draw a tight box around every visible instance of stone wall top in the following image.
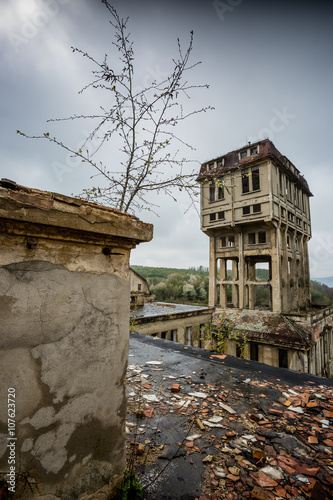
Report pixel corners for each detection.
[0,179,153,247]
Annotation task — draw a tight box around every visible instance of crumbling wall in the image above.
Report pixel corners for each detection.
[0,182,153,499]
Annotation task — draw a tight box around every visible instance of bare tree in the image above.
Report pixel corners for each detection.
[17,1,212,214]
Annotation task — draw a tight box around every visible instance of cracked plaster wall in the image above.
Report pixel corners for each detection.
[0,260,129,499]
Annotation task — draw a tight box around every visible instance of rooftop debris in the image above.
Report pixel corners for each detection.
[126,335,333,499]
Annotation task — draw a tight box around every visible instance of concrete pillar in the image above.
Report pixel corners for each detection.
[232,260,238,307]
[248,259,256,310]
[271,226,282,313]
[238,233,244,309]
[209,237,217,307]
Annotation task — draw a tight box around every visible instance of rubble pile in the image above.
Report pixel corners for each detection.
[126,337,333,499]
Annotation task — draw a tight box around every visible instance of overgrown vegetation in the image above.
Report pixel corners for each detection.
[132,265,333,307]
[201,310,247,357]
[117,470,143,500]
[132,265,209,305]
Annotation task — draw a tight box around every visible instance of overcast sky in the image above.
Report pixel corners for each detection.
[1,0,333,278]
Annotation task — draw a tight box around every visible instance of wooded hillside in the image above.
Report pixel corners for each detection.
[132,265,333,307]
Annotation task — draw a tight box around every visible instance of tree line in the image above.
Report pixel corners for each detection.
[132,265,333,307]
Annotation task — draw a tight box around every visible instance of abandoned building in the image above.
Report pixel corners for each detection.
[130,267,151,308]
[131,302,214,346]
[197,140,333,377]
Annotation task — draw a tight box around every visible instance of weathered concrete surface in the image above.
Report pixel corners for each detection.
[0,261,128,498]
[0,182,153,499]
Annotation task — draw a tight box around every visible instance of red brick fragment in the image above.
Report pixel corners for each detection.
[170,383,180,393]
[250,486,274,500]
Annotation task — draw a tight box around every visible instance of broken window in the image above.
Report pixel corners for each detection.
[138,284,142,291]
[221,236,226,247]
[217,177,224,200]
[209,182,215,202]
[243,206,250,216]
[240,150,248,159]
[210,213,216,222]
[218,211,225,220]
[278,349,289,369]
[288,211,294,222]
[185,326,191,346]
[217,160,223,168]
[248,233,256,245]
[253,203,261,213]
[279,171,284,196]
[208,162,215,170]
[242,169,250,193]
[250,146,258,156]
[252,166,260,191]
[258,231,266,244]
[250,343,259,361]
[228,236,235,247]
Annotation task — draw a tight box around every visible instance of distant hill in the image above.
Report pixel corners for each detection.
[312,276,333,288]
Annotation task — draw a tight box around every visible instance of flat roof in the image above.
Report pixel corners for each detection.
[131,302,213,319]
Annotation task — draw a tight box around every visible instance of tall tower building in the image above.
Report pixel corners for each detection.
[197,139,312,313]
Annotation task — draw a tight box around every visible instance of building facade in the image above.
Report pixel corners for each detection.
[197,139,312,314]
[130,268,151,307]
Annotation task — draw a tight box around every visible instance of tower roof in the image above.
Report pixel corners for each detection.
[197,139,312,196]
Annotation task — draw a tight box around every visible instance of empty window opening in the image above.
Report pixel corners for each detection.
[209,182,215,202]
[226,284,232,304]
[161,331,167,340]
[217,160,223,168]
[258,231,266,244]
[240,150,248,159]
[236,343,242,358]
[226,259,238,280]
[242,169,250,193]
[218,211,225,220]
[151,333,158,338]
[228,236,235,247]
[138,284,142,291]
[210,213,216,222]
[243,206,251,216]
[208,162,215,171]
[248,233,256,245]
[217,177,224,199]
[287,234,291,249]
[255,284,271,310]
[185,327,191,346]
[252,166,260,191]
[221,236,226,248]
[250,343,259,361]
[253,203,261,213]
[250,146,258,156]
[255,261,270,282]
[279,171,284,196]
[279,349,289,369]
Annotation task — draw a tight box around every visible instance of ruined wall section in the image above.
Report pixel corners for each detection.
[0,182,153,499]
